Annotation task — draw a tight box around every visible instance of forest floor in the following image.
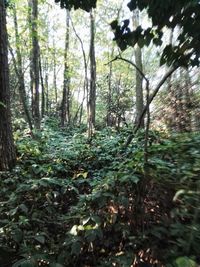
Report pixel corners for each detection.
[0,118,200,267]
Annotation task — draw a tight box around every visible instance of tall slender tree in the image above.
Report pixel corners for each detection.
[0,0,16,170]
[132,9,144,127]
[88,8,96,138]
[39,54,45,118]
[29,0,40,129]
[53,36,58,107]
[12,3,33,131]
[106,48,114,127]
[61,9,70,127]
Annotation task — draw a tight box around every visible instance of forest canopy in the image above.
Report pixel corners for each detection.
[56,0,200,67]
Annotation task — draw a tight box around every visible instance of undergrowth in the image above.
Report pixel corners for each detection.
[0,119,200,267]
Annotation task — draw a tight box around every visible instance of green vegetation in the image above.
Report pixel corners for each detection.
[1,0,200,266]
[1,119,200,266]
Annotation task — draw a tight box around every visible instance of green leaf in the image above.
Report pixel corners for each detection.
[12,228,23,243]
[110,20,118,30]
[91,215,101,224]
[19,204,28,214]
[71,241,82,256]
[175,257,196,267]
[12,259,35,267]
[34,235,45,244]
[85,230,96,242]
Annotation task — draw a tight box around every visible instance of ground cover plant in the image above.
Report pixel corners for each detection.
[0,119,200,267]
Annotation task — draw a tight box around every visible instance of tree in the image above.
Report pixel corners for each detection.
[29,0,40,129]
[0,0,16,170]
[132,9,144,127]
[87,8,96,138]
[61,9,71,127]
[54,0,200,73]
[11,3,33,131]
[55,0,200,132]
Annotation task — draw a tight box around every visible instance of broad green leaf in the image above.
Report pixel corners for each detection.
[34,235,45,244]
[12,259,35,267]
[71,241,82,256]
[12,228,23,243]
[175,257,196,267]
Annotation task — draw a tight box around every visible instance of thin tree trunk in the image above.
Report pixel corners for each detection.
[125,66,178,148]
[70,14,88,126]
[88,9,96,138]
[53,37,58,106]
[12,4,33,131]
[43,57,49,115]
[116,76,121,129]
[39,54,45,118]
[0,0,16,170]
[29,0,40,129]
[61,9,70,127]
[9,45,33,131]
[183,70,192,131]
[28,0,33,116]
[106,49,114,126]
[132,9,144,127]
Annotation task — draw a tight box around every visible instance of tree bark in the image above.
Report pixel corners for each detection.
[12,4,33,131]
[0,0,16,170]
[106,49,114,126]
[53,37,58,107]
[132,9,144,127]
[61,9,70,127]
[39,54,45,118]
[88,9,96,138]
[70,14,89,125]
[29,0,40,129]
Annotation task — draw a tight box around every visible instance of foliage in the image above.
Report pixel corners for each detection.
[55,0,97,12]
[1,121,200,266]
[112,0,200,68]
[54,0,200,67]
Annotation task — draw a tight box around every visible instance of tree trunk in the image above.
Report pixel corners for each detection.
[70,14,89,126]
[0,0,16,170]
[88,9,96,138]
[106,49,114,127]
[39,54,45,118]
[43,57,49,115]
[132,10,144,127]
[183,70,192,132]
[12,4,33,131]
[53,37,58,107]
[61,9,70,127]
[29,0,40,129]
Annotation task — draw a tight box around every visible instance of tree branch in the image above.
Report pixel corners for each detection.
[125,65,178,148]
